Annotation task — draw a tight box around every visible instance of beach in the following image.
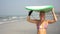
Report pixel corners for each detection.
[0,0,60,34]
[0,15,60,34]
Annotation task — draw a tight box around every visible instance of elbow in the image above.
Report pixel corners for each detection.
[55,16,58,22]
[54,19,57,22]
[27,16,30,22]
[27,18,30,22]
[54,20,57,22]
[54,18,57,22]
[27,20,30,22]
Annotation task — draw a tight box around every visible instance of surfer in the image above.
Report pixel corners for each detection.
[27,8,57,34]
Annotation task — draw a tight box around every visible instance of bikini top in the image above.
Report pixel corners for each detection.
[37,22,48,29]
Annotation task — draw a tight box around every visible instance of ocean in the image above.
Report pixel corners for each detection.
[0,12,60,24]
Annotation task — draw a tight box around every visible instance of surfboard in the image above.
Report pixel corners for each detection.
[25,5,53,12]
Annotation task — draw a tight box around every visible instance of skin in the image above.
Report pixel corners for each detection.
[27,8,57,34]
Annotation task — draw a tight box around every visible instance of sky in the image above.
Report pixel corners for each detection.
[0,0,60,16]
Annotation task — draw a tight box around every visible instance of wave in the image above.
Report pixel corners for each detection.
[0,15,59,20]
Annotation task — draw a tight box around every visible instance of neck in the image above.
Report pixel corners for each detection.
[40,18,45,22]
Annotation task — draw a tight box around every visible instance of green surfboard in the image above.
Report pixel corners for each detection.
[25,5,53,12]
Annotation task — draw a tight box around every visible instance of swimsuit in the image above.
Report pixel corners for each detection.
[37,23,48,29]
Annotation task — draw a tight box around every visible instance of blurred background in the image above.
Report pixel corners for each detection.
[0,0,60,34]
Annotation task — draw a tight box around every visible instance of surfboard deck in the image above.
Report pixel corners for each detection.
[25,5,53,12]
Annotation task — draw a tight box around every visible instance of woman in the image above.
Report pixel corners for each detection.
[27,8,57,34]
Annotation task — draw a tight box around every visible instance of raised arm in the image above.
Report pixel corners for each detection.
[27,10,38,24]
[48,8,57,24]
